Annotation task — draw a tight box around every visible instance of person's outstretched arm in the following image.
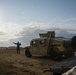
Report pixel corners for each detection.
[13,42,17,44]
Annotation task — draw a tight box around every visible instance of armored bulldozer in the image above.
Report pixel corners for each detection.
[25,31,76,60]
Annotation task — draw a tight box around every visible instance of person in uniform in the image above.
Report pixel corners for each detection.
[13,41,21,54]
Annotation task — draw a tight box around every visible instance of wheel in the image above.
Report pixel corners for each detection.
[64,51,74,58]
[50,49,61,61]
[25,50,32,57]
[25,47,32,57]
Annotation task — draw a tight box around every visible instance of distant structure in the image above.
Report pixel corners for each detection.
[0,47,7,50]
[8,46,16,50]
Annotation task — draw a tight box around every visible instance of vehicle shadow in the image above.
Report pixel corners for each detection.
[31,55,64,62]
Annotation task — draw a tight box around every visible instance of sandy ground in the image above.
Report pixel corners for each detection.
[0,49,58,75]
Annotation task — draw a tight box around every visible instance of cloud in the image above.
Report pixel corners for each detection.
[64,18,76,22]
[0,22,24,38]
[0,31,5,35]
[13,22,76,47]
[0,17,76,47]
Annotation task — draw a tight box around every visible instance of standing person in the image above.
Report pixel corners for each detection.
[13,41,21,54]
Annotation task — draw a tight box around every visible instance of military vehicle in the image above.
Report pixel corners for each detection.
[25,31,76,60]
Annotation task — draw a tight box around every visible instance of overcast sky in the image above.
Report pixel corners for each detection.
[0,0,76,47]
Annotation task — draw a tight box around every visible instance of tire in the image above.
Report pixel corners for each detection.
[25,50,32,57]
[25,47,32,57]
[50,49,61,61]
[64,51,74,58]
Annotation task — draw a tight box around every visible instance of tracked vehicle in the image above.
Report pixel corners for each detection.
[25,31,76,60]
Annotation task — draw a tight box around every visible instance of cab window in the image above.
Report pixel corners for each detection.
[39,40,46,46]
[31,41,36,45]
